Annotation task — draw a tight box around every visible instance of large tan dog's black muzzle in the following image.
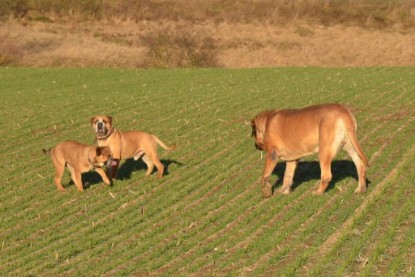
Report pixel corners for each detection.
[95,121,108,137]
[105,157,117,167]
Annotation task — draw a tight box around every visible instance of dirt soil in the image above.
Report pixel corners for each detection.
[1,20,414,67]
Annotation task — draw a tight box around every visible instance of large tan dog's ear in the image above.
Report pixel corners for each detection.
[106,116,112,124]
[250,119,256,137]
[90,116,96,126]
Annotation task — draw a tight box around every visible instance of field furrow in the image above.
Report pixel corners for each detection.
[306,141,415,276]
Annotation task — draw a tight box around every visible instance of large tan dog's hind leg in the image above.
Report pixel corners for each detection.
[314,148,334,195]
[314,119,347,195]
[279,160,298,194]
[314,126,339,195]
[261,150,278,198]
[52,155,66,192]
[144,152,164,178]
[67,165,84,192]
[344,140,367,193]
[142,154,155,177]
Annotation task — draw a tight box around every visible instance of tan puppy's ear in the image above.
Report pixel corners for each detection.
[96,147,103,156]
[90,117,96,125]
[107,116,113,124]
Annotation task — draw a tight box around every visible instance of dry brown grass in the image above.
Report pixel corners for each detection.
[0,0,414,68]
[2,0,415,28]
[0,34,21,65]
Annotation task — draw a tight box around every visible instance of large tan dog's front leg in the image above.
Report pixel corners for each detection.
[279,160,298,194]
[107,159,120,180]
[261,149,278,198]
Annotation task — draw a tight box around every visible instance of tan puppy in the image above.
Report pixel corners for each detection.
[91,115,177,180]
[43,141,113,192]
[251,103,369,198]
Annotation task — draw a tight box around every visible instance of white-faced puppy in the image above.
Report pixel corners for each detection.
[91,116,177,180]
[43,141,113,191]
[251,103,369,198]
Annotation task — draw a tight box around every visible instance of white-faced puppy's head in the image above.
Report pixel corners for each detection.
[91,115,113,139]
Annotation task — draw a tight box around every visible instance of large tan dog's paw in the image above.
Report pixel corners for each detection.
[354,187,366,194]
[279,186,291,195]
[312,188,325,195]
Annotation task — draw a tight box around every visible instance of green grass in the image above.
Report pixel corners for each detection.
[0,67,414,275]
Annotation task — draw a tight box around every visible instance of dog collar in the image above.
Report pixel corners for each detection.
[97,128,115,140]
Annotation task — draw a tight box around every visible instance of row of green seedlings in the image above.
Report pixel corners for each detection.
[310,133,415,275]
[154,73,415,272]
[3,69,408,272]
[2,89,266,274]
[180,89,415,272]
[60,71,366,274]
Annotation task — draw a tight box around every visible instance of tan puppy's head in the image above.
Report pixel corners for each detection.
[91,115,113,139]
[92,146,115,167]
[251,110,274,151]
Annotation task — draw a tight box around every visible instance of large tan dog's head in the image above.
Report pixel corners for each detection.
[91,115,113,139]
[92,146,114,167]
[251,110,276,151]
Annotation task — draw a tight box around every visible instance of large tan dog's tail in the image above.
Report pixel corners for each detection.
[344,112,370,167]
[153,135,177,151]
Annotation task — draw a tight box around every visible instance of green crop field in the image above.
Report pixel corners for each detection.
[0,67,414,276]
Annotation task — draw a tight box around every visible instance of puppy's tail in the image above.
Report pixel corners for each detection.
[42,148,51,155]
[153,135,177,151]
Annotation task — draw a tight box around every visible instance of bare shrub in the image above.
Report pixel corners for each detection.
[0,36,22,65]
[0,0,30,19]
[140,25,217,68]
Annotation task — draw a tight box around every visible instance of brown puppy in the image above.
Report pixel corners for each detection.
[251,103,369,198]
[91,115,177,180]
[43,141,113,192]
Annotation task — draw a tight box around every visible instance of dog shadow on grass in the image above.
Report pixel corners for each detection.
[60,171,106,190]
[76,159,183,189]
[116,158,184,180]
[271,160,371,193]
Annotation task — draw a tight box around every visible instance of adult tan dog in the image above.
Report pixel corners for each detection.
[251,103,369,198]
[91,115,177,180]
[43,141,113,192]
